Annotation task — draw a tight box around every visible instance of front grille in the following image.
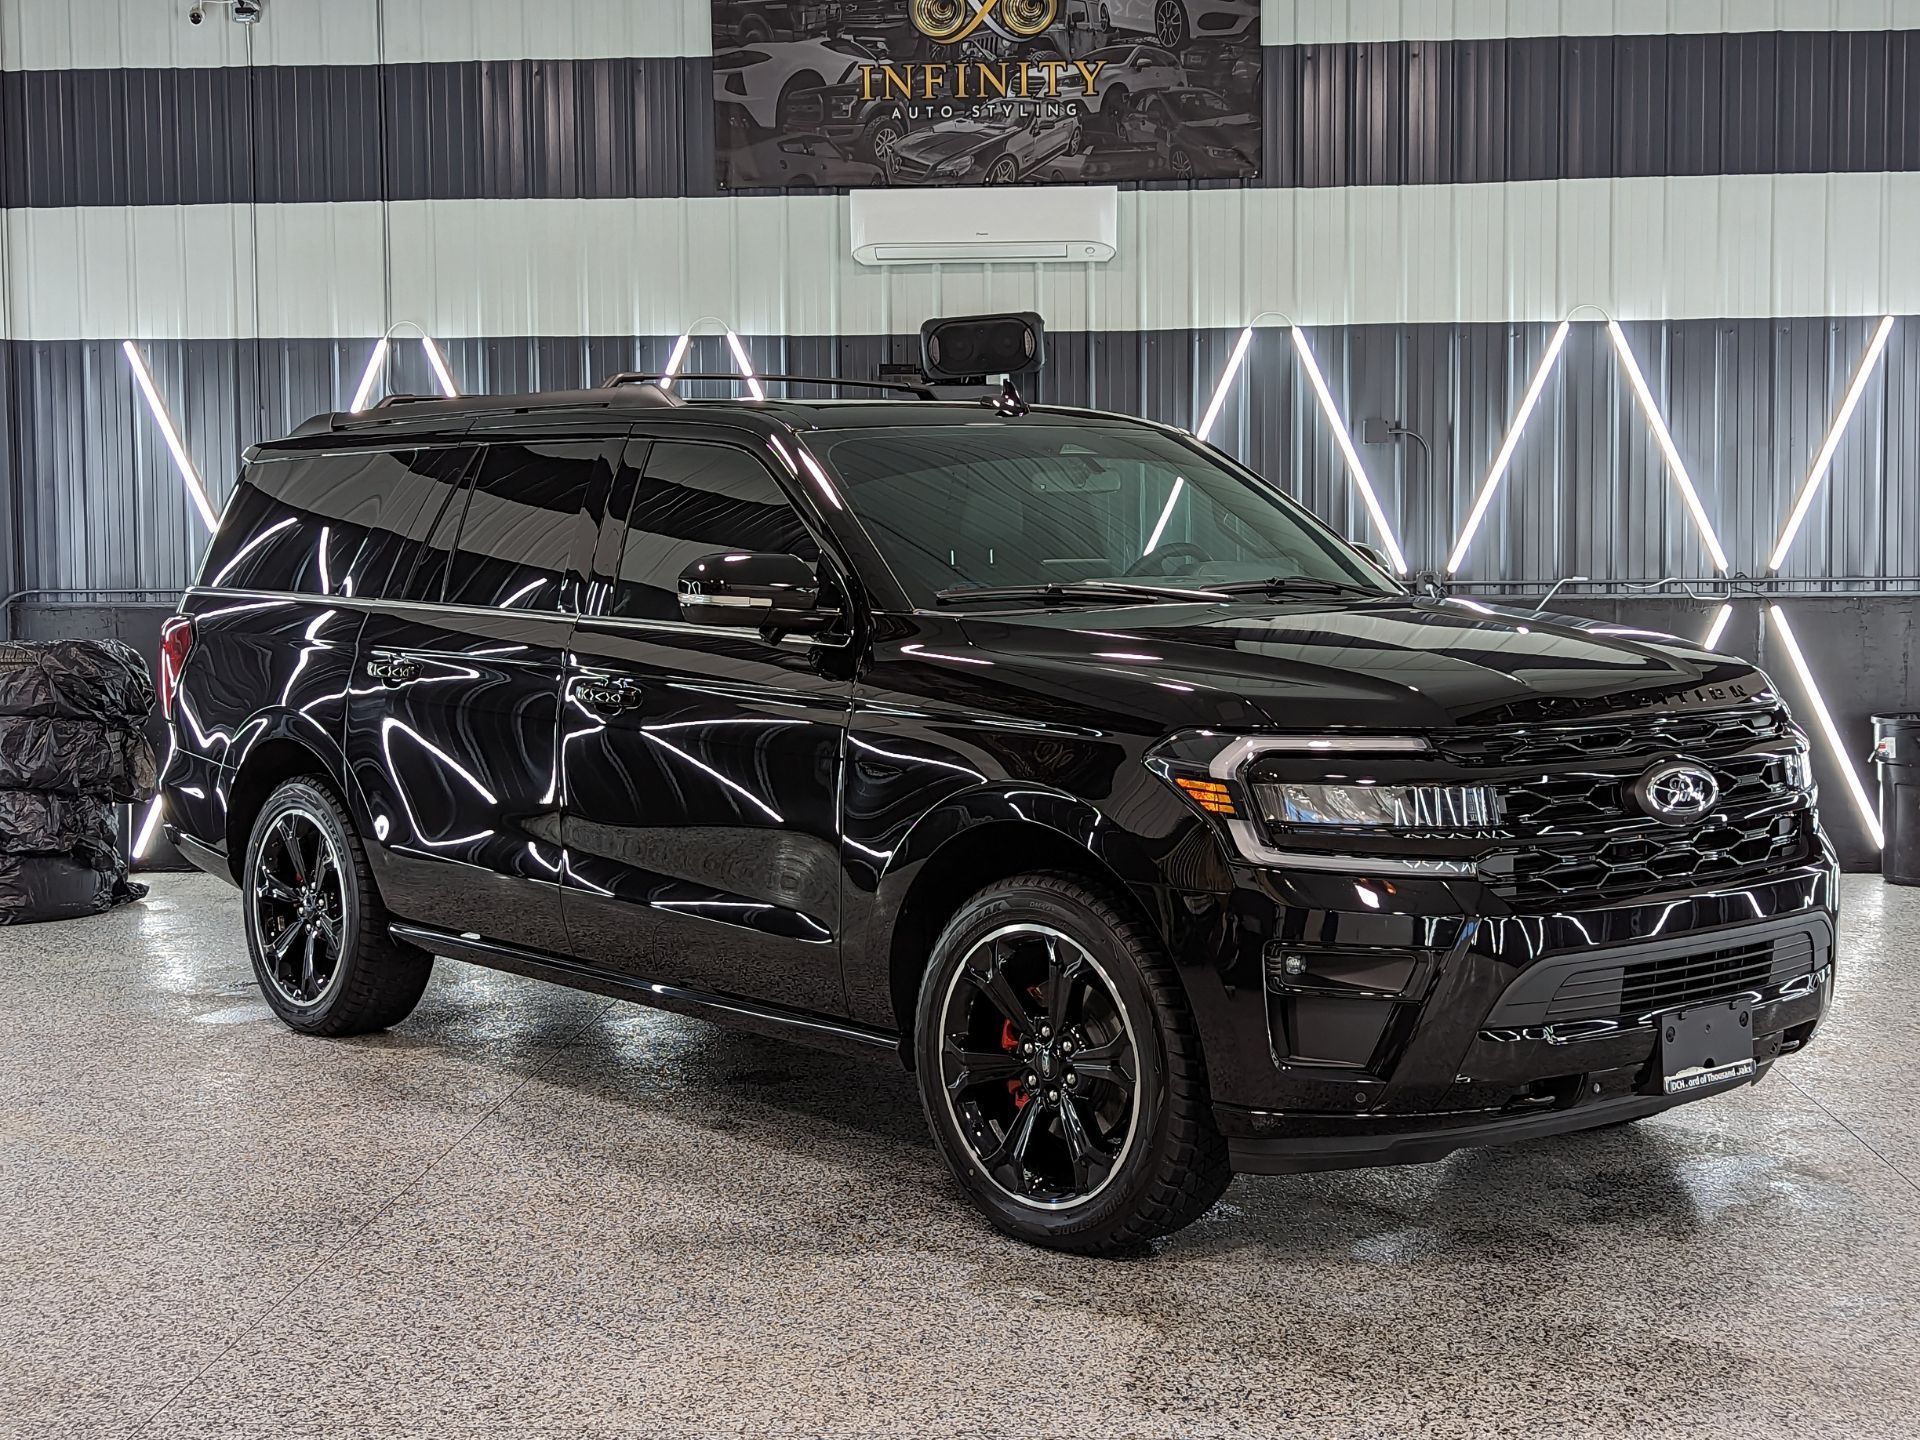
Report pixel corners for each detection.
[1439,707,1788,770]
[1540,930,1816,1022]
[1502,751,1793,833]
[1500,812,1810,902]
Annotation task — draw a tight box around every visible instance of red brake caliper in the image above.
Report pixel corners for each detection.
[1000,1018,1029,1109]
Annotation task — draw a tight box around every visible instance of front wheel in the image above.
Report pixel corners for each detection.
[243,777,432,1037]
[913,873,1230,1254]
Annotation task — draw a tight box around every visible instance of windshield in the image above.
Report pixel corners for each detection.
[813,422,1397,606]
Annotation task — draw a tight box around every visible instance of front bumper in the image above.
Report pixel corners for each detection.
[1157,858,1837,1174]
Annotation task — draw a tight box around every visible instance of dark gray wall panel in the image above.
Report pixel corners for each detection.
[6,31,1919,207]
[8,316,1916,597]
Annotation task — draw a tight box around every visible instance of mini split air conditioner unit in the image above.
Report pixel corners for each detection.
[850,186,1118,266]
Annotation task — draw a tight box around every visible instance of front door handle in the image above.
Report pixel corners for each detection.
[577,677,643,713]
[367,655,419,686]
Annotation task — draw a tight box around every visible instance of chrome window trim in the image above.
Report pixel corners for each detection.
[184,585,846,651]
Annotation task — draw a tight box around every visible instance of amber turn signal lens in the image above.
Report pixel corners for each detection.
[1172,776,1237,816]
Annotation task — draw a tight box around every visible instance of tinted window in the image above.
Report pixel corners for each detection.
[399,447,484,603]
[331,448,474,600]
[440,442,603,612]
[199,477,310,592]
[607,442,818,621]
[199,449,471,598]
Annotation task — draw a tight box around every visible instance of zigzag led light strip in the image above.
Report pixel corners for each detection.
[1768,316,1898,573]
[1444,319,1732,578]
[349,332,461,412]
[659,322,765,401]
[1753,316,1899,850]
[1195,323,1408,574]
[122,342,220,533]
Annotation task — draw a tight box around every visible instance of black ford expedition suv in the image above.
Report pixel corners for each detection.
[158,377,1837,1253]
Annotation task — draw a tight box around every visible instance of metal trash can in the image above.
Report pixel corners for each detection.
[1872,713,1920,886]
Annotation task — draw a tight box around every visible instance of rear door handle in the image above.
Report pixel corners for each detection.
[367,655,419,686]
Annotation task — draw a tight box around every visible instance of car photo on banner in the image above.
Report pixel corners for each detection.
[712,0,1261,188]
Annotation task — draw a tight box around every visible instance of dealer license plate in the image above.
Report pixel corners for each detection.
[1659,1000,1757,1096]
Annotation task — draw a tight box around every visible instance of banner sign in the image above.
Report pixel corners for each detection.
[713,1,1263,189]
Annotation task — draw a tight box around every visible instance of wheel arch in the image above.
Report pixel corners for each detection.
[877,788,1168,1063]
[222,711,355,882]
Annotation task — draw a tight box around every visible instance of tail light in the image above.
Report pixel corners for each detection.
[158,615,195,719]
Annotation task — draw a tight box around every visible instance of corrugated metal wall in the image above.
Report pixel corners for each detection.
[4,3,1919,604]
[8,318,1915,597]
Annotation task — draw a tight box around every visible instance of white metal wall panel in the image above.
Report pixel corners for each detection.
[1262,0,1920,45]
[13,1,1920,71]
[8,175,1920,343]
[0,0,714,69]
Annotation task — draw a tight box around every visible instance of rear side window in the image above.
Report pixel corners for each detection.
[198,448,477,600]
[332,448,475,600]
[439,441,605,612]
[606,442,818,621]
[198,477,311,592]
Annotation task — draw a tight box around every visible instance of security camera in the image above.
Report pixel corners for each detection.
[188,4,204,21]
[232,0,262,20]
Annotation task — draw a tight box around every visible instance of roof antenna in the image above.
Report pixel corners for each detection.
[995,377,1030,417]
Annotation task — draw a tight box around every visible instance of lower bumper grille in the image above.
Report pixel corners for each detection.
[1485,918,1829,1028]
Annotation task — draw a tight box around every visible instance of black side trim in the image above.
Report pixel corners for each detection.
[1222,1085,1735,1175]
[166,827,236,887]
[388,922,899,1059]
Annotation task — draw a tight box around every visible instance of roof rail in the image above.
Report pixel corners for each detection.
[603,371,943,401]
[286,384,685,438]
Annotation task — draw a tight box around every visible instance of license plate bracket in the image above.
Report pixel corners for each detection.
[1657,1000,1756,1096]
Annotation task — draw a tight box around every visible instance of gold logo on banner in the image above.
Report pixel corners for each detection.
[909,0,1059,45]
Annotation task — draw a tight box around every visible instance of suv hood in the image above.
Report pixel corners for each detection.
[954,597,1770,731]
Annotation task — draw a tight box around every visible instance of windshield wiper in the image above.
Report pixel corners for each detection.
[935,581,1227,607]
[1210,576,1388,598]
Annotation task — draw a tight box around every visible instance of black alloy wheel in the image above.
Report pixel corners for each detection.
[243,777,433,1036]
[251,806,345,1008]
[915,873,1231,1253]
[937,923,1141,1207]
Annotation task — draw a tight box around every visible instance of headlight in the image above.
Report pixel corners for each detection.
[1149,732,1482,876]
[1784,746,1815,793]
[1254,781,1502,830]
[939,154,978,175]
[831,96,857,118]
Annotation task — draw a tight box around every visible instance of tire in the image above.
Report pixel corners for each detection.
[986,155,1020,184]
[913,872,1231,1254]
[1154,0,1188,49]
[242,777,432,1037]
[861,115,905,169]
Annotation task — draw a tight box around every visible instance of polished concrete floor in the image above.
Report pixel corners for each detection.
[2,873,1918,1439]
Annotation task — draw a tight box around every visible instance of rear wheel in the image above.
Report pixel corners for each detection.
[243,778,431,1037]
[914,873,1230,1254]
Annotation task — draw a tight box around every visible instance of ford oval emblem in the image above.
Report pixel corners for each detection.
[1631,760,1721,825]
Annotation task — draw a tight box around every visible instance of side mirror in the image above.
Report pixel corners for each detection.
[677,552,837,633]
[1350,543,1391,573]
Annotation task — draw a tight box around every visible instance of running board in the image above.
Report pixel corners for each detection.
[388,923,899,1060]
